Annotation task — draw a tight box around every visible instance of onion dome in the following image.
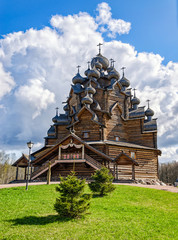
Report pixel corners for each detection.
[86,82,96,95]
[52,115,59,123]
[84,68,90,77]
[145,108,154,117]
[87,66,100,79]
[85,61,91,77]
[119,75,130,88]
[52,107,60,123]
[108,68,120,80]
[91,53,109,70]
[145,100,154,120]
[131,97,140,105]
[94,60,102,70]
[72,72,85,85]
[47,125,55,136]
[81,92,93,105]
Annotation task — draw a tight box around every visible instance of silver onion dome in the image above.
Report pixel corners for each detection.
[108,68,120,80]
[85,68,90,77]
[91,53,109,70]
[94,60,102,70]
[87,66,100,79]
[72,73,85,85]
[86,82,96,95]
[119,76,130,88]
[131,97,140,105]
[52,115,59,123]
[145,108,154,117]
[81,92,93,105]
[47,125,55,136]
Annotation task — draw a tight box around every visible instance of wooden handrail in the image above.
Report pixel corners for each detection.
[31,158,56,178]
[85,154,103,170]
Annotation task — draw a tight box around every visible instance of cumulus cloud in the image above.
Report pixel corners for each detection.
[0,2,177,162]
[0,63,15,99]
[96,2,131,38]
[16,78,55,119]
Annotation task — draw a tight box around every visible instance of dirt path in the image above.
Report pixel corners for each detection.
[0,182,177,193]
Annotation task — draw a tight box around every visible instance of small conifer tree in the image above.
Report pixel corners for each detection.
[89,167,115,196]
[54,172,91,218]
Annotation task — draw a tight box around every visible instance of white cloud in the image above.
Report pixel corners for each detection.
[0,62,15,99]
[16,78,55,119]
[0,2,177,163]
[96,2,131,38]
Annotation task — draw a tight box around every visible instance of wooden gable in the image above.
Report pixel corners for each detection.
[114,152,139,166]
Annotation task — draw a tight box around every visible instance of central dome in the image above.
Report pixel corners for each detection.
[91,53,109,70]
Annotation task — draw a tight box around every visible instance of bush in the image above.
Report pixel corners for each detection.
[54,172,91,218]
[89,167,115,196]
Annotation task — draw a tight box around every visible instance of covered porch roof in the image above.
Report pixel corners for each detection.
[114,152,139,166]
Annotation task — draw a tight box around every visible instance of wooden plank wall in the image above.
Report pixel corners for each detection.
[108,145,158,179]
[74,109,101,141]
[105,107,127,141]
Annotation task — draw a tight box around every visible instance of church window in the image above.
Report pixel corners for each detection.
[115,136,120,141]
[83,132,89,139]
[130,152,136,159]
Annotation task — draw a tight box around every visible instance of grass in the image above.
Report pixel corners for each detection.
[0,184,177,240]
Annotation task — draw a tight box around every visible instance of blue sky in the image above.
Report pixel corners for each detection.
[0,1,178,162]
[1,0,178,64]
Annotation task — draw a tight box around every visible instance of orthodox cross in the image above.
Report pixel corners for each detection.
[87,61,90,69]
[112,60,116,67]
[121,67,126,76]
[110,58,113,66]
[55,107,59,116]
[133,88,136,98]
[146,99,150,108]
[97,43,103,54]
[77,65,81,74]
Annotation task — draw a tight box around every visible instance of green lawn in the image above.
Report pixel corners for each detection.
[0,185,177,240]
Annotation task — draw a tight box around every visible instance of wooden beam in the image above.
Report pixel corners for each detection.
[132,164,135,180]
[16,166,19,180]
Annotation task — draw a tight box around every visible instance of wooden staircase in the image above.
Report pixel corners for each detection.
[85,154,103,170]
[31,158,57,180]
[31,154,114,180]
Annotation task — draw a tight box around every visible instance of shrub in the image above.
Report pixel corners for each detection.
[89,167,115,196]
[54,172,91,218]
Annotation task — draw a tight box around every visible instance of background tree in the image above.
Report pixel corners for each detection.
[54,172,91,218]
[159,161,178,184]
[0,151,24,184]
[89,167,115,196]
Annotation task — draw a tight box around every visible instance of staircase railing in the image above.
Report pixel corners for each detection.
[31,158,56,179]
[85,154,104,170]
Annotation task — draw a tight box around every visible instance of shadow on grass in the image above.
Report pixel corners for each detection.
[92,194,105,198]
[9,214,72,226]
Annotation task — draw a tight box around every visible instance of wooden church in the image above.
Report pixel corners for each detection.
[13,44,161,181]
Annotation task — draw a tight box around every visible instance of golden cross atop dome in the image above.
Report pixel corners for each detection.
[97,43,103,54]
